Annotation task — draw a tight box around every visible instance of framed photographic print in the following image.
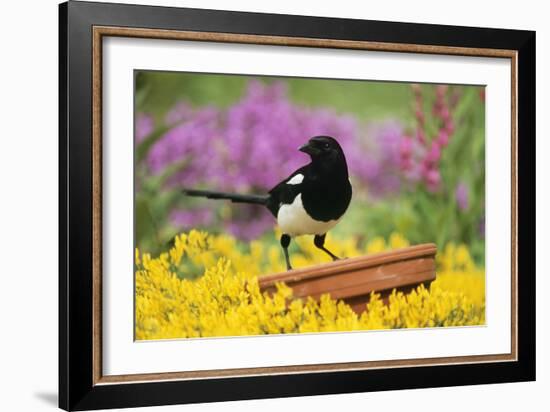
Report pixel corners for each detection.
[59,1,535,410]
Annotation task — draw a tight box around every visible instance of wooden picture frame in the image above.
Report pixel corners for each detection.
[59,1,535,410]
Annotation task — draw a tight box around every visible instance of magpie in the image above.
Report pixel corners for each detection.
[183,136,352,270]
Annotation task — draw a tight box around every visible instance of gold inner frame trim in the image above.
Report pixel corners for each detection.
[91,25,518,386]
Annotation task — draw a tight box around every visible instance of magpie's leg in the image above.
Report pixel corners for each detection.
[314,234,341,261]
[280,234,292,271]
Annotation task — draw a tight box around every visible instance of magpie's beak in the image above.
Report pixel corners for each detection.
[299,142,320,156]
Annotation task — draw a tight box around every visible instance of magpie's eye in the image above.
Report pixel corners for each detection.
[324,143,330,149]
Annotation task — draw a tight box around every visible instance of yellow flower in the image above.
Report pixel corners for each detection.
[135,230,485,340]
[389,232,410,249]
[366,237,386,254]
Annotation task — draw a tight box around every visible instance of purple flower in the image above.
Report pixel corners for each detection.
[455,182,469,211]
[170,208,214,229]
[225,205,274,240]
[359,121,404,196]
[165,102,194,126]
[219,81,362,191]
[147,106,221,186]
[479,213,485,238]
[135,113,154,143]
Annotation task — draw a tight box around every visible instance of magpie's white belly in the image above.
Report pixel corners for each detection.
[277,193,339,236]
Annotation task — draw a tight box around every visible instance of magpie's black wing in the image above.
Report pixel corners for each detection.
[265,166,308,217]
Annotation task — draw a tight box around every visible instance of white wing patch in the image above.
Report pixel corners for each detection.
[277,193,340,236]
[286,174,304,185]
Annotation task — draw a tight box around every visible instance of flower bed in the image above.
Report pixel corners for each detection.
[135,230,485,340]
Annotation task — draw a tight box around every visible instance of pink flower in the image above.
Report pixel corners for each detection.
[455,182,469,211]
[400,157,413,171]
[437,130,450,147]
[416,129,426,144]
[415,109,425,125]
[444,120,455,136]
[425,169,441,192]
[399,136,414,171]
[439,106,450,121]
[400,136,413,157]
[425,142,441,165]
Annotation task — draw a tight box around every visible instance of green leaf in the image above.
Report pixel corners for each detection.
[135,195,161,250]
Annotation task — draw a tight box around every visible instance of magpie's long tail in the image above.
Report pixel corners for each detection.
[182,189,269,206]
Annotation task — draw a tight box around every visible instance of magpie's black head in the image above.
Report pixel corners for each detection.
[299,136,349,177]
[299,136,345,160]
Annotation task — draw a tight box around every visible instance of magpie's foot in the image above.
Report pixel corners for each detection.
[280,234,293,271]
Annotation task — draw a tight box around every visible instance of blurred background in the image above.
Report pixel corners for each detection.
[134,71,485,267]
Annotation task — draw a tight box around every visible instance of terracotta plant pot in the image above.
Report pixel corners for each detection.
[259,243,437,314]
